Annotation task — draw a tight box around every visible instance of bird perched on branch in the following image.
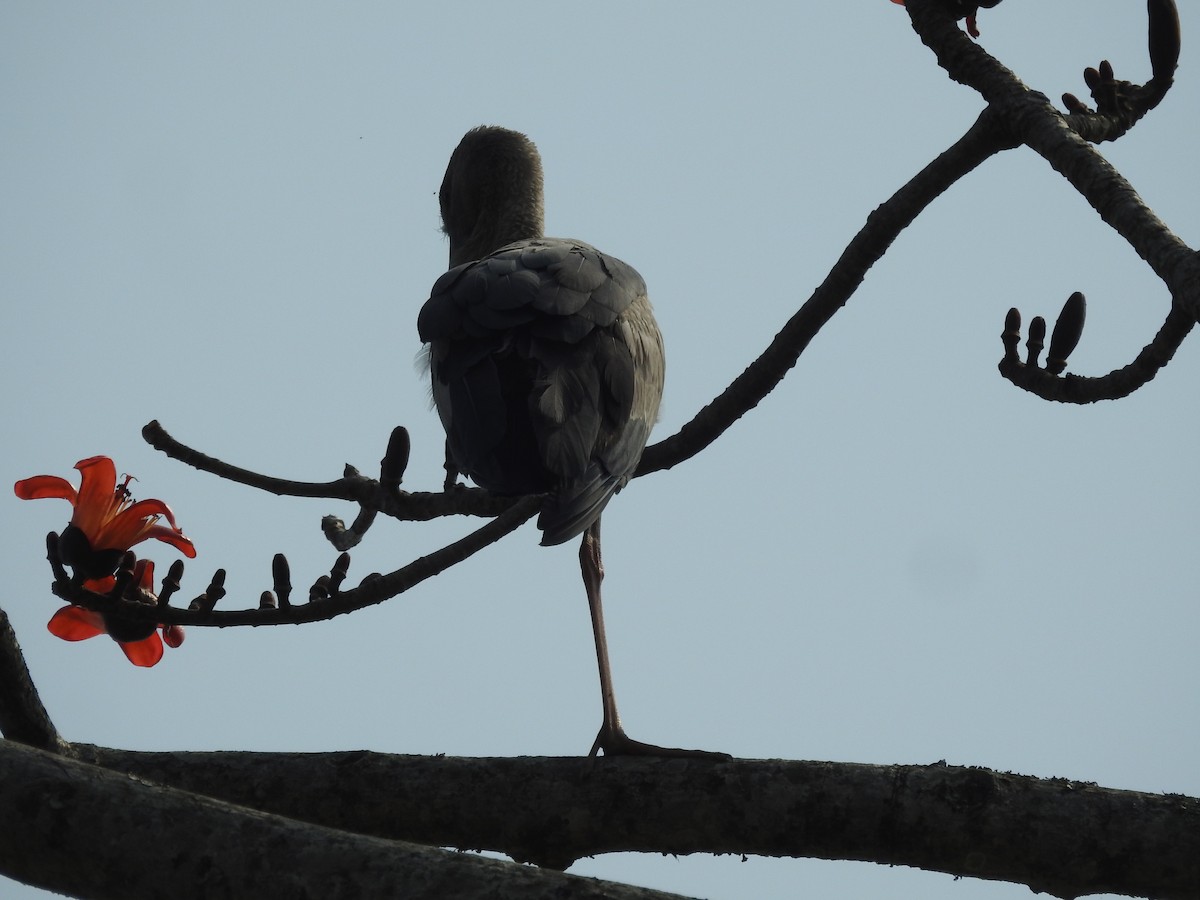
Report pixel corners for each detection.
[419,126,719,758]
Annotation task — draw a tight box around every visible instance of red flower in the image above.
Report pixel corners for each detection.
[15,456,196,579]
[47,559,184,667]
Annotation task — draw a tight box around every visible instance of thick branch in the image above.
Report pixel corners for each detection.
[74,747,1200,899]
[0,607,63,752]
[0,741,688,900]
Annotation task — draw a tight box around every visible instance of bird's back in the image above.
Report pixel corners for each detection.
[419,237,663,546]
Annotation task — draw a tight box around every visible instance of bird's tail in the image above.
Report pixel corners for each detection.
[536,470,625,546]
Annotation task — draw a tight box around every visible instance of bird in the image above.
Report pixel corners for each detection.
[418,126,719,758]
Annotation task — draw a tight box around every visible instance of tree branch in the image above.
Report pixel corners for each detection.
[147,5,1193,498]
[0,606,64,753]
[64,746,1200,900]
[145,112,1015,499]
[43,495,541,628]
[0,741,690,900]
[998,303,1193,403]
[1060,0,1180,141]
[142,419,514,521]
[637,107,1016,475]
[905,0,1200,325]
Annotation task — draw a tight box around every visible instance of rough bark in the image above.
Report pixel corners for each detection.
[0,609,63,753]
[69,746,1200,899]
[0,741,690,900]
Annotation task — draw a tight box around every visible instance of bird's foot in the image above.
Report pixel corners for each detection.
[588,724,730,760]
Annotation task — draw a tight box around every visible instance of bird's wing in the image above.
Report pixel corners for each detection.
[419,239,662,544]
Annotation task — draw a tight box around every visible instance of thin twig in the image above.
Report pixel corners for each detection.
[50,496,541,627]
[143,419,515,521]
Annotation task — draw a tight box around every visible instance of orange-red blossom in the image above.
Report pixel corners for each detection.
[15,455,195,667]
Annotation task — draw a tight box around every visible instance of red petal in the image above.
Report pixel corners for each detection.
[116,498,178,526]
[132,559,156,590]
[98,501,196,557]
[74,456,117,496]
[71,457,119,540]
[47,606,106,641]
[143,525,197,558]
[118,633,164,667]
[14,474,78,503]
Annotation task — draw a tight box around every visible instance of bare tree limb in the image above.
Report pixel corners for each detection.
[0,740,691,900]
[637,107,1016,475]
[42,495,541,628]
[900,0,1200,412]
[144,106,1013,529]
[1060,0,1180,140]
[0,606,64,753]
[905,0,1200,323]
[6,8,1199,900]
[68,746,1200,900]
[144,5,1194,499]
[142,419,513,520]
[998,303,1193,403]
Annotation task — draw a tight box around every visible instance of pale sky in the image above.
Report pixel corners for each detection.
[3,3,1197,898]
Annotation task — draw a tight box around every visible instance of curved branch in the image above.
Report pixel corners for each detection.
[49,495,541,628]
[142,418,367,499]
[146,3,1196,504]
[1059,0,1180,141]
[999,303,1194,403]
[149,107,1014,511]
[142,419,514,522]
[637,107,1016,475]
[905,0,1200,321]
[904,0,1200,412]
[73,746,1200,900]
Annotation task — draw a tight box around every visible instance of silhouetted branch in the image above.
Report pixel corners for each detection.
[638,107,1016,475]
[129,2,1194,635]
[46,495,541,627]
[1,741,685,900]
[69,746,1200,900]
[999,302,1193,403]
[904,0,1200,407]
[144,100,1015,505]
[143,419,513,522]
[143,5,1194,506]
[1060,0,1180,141]
[0,605,64,752]
[906,0,1198,300]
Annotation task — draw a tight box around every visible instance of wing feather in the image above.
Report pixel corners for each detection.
[418,238,663,545]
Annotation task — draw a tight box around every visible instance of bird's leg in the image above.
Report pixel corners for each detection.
[581,519,730,760]
[441,439,461,492]
[582,519,623,750]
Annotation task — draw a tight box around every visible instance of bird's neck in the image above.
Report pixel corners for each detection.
[450,193,544,268]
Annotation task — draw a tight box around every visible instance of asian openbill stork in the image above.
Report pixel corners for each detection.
[419,126,718,758]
